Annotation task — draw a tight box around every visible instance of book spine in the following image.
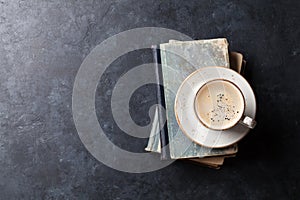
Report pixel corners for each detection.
[151,45,170,160]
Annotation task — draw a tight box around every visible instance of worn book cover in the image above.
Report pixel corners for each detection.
[146,39,238,159]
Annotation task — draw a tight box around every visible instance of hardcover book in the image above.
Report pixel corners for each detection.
[145,39,246,168]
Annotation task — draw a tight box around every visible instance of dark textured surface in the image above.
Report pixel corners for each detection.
[0,0,299,199]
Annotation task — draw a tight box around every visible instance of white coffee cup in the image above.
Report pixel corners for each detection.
[194,79,256,130]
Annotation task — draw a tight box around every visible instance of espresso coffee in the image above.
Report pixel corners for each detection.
[194,80,245,130]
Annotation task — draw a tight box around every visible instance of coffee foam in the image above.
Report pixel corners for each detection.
[194,80,244,130]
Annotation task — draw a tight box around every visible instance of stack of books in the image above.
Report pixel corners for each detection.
[145,38,246,169]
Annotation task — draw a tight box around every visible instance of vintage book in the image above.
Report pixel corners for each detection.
[145,49,245,167]
[229,52,246,75]
[146,39,239,160]
[161,39,235,159]
[145,45,246,167]
[186,157,225,169]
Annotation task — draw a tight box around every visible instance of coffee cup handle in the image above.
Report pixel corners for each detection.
[239,116,257,129]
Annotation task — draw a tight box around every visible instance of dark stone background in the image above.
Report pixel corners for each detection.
[0,0,299,199]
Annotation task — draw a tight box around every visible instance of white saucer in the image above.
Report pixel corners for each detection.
[174,66,256,148]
